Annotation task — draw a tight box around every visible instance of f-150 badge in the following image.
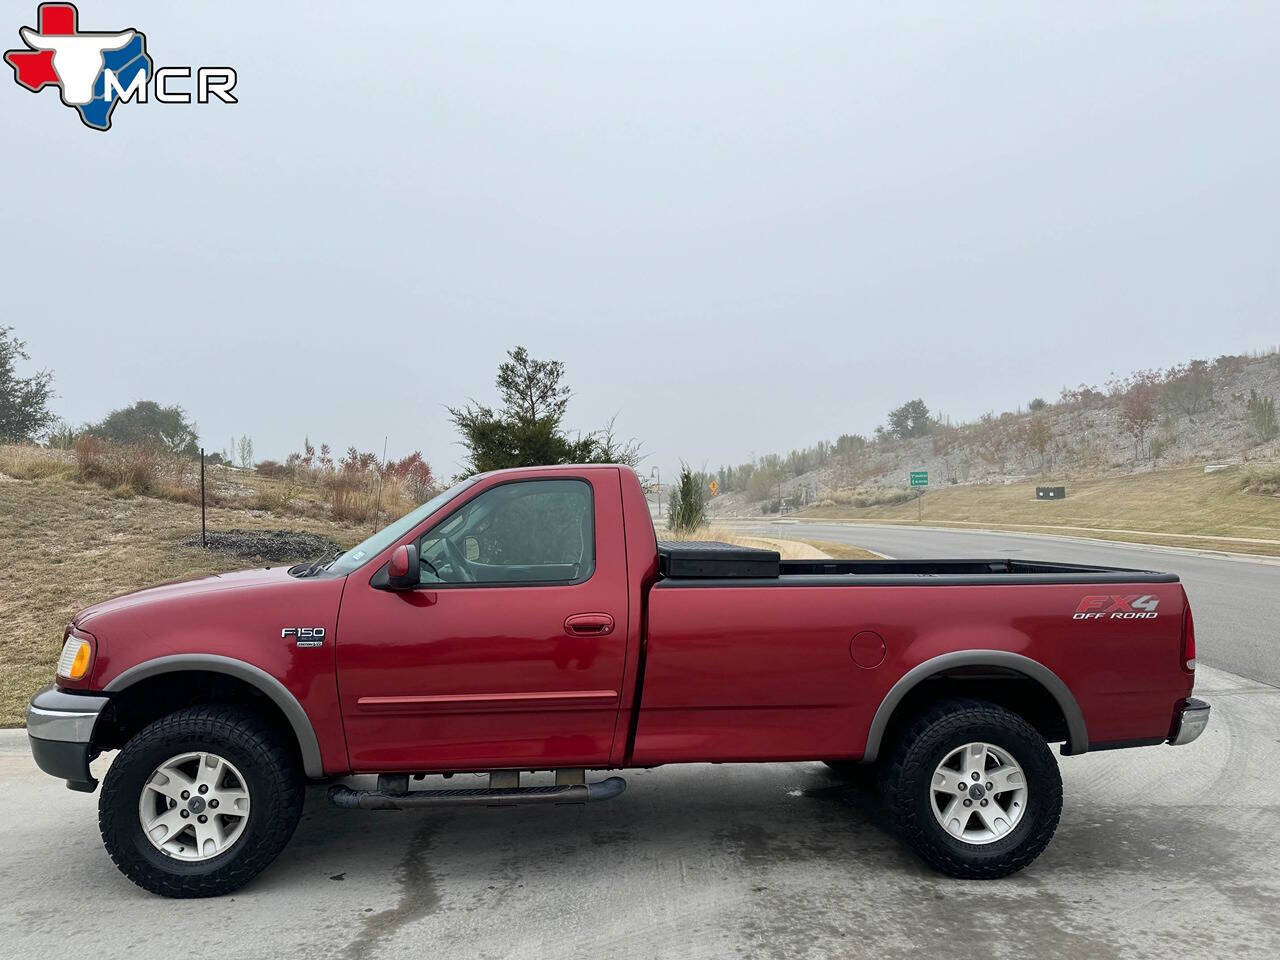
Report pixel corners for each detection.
[282,627,325,647]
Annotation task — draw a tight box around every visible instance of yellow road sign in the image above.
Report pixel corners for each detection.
[709,480,719,496]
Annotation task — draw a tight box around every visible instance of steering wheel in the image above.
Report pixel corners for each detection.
[441,537,475,582]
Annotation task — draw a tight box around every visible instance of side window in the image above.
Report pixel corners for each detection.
[416,479,595,585]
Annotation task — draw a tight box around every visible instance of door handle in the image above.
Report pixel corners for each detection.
[564,613,615,636]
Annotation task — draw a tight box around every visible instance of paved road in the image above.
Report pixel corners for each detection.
[2,664,1278,960]
[729,521,1280,689]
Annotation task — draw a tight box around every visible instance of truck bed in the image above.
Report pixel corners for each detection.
[656,540,1178,585]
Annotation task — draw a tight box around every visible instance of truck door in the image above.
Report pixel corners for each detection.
[335,471,630,772]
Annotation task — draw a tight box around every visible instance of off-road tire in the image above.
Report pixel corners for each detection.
[99,705,304,898]
[882,698,1062,878]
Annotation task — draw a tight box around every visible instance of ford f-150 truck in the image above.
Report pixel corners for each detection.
[27,464,1210,897]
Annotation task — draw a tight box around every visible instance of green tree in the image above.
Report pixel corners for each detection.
[0,326,55,443]
[834,433,867,461]
[449,346,641,474]
[886,398,933,439]
[85,400,199,455]
[666,463,706,533]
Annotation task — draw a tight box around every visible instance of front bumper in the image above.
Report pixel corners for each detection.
[27,685,109,792]
[1168,697,1211,746]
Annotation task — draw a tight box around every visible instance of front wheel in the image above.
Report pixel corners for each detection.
[99,705,304,897]
[882,699,1062,878]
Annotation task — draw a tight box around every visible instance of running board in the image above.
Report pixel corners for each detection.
[328,775,627,810]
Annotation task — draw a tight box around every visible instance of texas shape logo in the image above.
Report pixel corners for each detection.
[5,3,237,132]
[4,3,150,130]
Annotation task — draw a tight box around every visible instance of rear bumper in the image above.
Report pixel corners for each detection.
[1168,697,1211,746]
[27,685,109,792]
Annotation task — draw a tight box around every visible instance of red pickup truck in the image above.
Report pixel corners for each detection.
[28,464,1209,897]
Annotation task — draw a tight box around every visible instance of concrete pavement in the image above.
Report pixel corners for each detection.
[728,520,1280,688]
[1,664,1277,960]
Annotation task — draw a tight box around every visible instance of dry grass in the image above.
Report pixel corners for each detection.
[72,436,160,495]
[797,540,883,560]
[1239,464,1280,497]
[660,525,834,560]
[800,463,1280,556]
[0,444,75,481]
[814,487,918,509]
[0,473,373,726]
[6,440,422,522]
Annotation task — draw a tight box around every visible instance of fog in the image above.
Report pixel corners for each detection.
[3,1,1277,477]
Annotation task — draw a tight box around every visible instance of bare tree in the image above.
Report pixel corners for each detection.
[1024,418,1052,473]
[1162,360,1214,420]
[237,434,254,469]
[1119,384,1158,460]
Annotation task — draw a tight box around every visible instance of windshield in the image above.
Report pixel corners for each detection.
[326,476,482,576]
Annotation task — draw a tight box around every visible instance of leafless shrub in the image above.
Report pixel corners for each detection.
[1245,390,1278,442]
[255,459,292,478]
[1237,465,1280,496]
[1118,382,1159,461]
[386,451,437,504]
[1058,384,1107,409]
[825,486,917,508]
[1162,360,1215,419]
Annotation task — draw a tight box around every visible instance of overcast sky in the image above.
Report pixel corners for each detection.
[3,1,1277,478]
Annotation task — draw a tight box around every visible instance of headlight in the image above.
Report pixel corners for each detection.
[56,633,93,681]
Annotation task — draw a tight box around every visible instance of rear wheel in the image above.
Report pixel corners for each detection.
[99,705,304,897]
[882,699,1062,878]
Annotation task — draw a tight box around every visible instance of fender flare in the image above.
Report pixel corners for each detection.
[861,649,1088,763]
[104,654,325,778]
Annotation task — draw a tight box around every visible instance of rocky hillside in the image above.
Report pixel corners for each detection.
[709,350,1280,516]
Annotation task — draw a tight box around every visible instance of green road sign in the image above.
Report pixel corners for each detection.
[909,471,928,487]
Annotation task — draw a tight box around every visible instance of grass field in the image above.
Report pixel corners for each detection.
[0,474,372,726]
[799,464,1280,556]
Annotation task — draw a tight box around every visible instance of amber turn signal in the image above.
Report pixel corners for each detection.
[56,635,92,681]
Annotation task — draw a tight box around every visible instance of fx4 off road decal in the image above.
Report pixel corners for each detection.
[1073,595,1160,620]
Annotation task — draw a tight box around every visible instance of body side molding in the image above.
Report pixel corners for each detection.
[861,649,1088,763]
[104,654,325,778]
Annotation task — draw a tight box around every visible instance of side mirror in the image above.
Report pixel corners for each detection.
[386,543,419,590]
